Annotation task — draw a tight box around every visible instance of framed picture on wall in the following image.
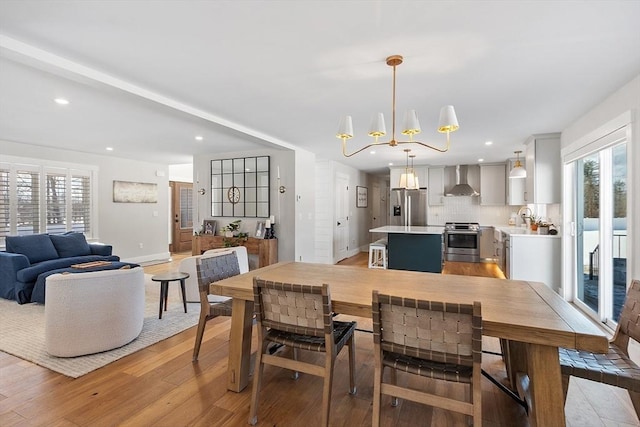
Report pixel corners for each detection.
[203,220,217,235]
[254,221,266,239]
[356,186,368,208]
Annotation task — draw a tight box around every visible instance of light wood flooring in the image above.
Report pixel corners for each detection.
[0,252,637,426]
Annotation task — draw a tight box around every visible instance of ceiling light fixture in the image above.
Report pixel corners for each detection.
[336,55,459,157]
[54,98,69,105]
[399,149,419,189]
[195,135,203,141]
[509,150,527,179]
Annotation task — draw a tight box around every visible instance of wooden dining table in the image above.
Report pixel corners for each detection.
[210,261,607,427]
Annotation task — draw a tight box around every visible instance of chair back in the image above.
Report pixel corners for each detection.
[196,251,241,294]
[252,277,332,338]
[613,279,640,351]
[372,291,482,366]
[203,246,249,273]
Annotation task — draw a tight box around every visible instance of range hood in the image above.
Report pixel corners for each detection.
[446,165,479,197]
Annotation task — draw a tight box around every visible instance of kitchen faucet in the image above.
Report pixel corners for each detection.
[517,206,532,225]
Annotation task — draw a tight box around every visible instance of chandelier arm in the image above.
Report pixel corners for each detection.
[392,63,397,143]
[396,133,451,153]
[341,138,392,157]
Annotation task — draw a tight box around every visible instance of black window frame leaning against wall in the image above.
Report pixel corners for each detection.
[210,156,270,218]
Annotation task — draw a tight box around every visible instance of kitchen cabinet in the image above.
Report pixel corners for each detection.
[507,158,526,205]
[389,167,403,189]
[505,232,561,293]
[427,166,445,206]
[479,226,495,259]
[524,133,561,204]
[480,164,506,205]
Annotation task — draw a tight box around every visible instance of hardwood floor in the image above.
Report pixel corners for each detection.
[0,252,637,426]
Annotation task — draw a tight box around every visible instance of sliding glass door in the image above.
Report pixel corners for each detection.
[572,141,627,324]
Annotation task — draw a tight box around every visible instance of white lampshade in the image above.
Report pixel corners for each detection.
[438,105,459,133]
[509,163,527,179]
[399,172,418,189]
[368,113,386,137]
[336,116,353,139]
[401,109,421,136]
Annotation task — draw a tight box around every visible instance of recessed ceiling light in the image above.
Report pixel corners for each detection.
[54,98,69,105]
[370,150,376,154]
[106,147,114,151]
[485,141,493,146]
[195,135,204,141]
[478,158,484,162]
[388,162,393,166]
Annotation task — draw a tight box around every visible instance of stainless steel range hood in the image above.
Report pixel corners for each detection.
[446,165,479,197]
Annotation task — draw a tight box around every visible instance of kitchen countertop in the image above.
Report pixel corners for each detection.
[369,225,445,235]
[494,225,561,238]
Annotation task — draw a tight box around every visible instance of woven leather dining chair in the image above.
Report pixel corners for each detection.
[192,251,241,361]
[248,277,357,427]
[559,279,640,420]
[372,291,482,426]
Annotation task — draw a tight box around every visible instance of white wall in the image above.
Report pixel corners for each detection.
[294,148,316,262]
[168,163,193,183]
[0,140,170,263]
[561,74,640,283]
[192,148,296,263]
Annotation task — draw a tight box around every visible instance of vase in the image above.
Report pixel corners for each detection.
[225,231,233,238]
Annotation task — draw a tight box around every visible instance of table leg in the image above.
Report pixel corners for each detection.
[510,341,565,427]
[227,298,254,392]
[164,282,169,312]
[179,279,187,313]
[158,281,166,319]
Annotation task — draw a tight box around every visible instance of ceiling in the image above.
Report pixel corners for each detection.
[1,1,639,175]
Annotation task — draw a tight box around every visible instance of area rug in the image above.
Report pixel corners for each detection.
[0,274,200,378]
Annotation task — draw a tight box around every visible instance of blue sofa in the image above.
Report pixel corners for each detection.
[0,233,120,304]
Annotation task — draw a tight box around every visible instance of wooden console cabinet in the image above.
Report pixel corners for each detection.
[192,235,278,268]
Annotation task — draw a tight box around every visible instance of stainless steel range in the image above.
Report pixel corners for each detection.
[444,222,480,263]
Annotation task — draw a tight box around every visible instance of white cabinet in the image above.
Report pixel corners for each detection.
[508,235,562,293]
[427,167,445,206]
[480,164,506,205]
[479,226,495,259]
[389,167,403,189]
[507,158,526,205]
[524,133,561,204]
[414,166,427,189]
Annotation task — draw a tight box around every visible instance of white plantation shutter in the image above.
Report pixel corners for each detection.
[71,174,91,233]
[16,168,41,235]
[46,171,67,234]
[0,166,10,246]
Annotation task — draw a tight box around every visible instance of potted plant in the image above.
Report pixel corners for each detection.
[222,220,242,238]
[221,220,249,247]
[529,215,540,232]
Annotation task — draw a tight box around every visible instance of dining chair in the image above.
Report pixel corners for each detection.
[248,277,357,427]
[559,279,640,420]
[192,250,242,361]
[371,291,482,426]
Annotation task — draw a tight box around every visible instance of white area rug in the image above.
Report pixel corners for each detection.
[0,274,200,378]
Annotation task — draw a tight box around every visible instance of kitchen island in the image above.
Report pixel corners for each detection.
[370,225,444,273]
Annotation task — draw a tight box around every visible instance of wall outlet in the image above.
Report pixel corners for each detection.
[139,243,144,249]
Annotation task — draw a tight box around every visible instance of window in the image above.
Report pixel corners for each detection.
[210,156,270,217]
[0,160,95,248]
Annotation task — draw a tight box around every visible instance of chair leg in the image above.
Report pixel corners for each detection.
[561,374,570,402]
[348,334,357,394]
[472,376,482,426]
[321,355,336,427]
[192,313,208,361]
[390,368,398,407]
[291,347,300,380]
[248,341,268,426]
[372,363,383,427]
[627,390,640,421]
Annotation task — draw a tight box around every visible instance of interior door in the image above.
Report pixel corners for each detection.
[372,182,382,235]
[170,181,193,253]
[334,173,349,263]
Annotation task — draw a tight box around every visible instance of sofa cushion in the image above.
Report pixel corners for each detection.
[50,232,91,258]
[5,234,59,264]
[16,255,121,284]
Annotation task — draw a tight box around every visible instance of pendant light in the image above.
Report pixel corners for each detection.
[509,151,527,179]
[399,149,419,189]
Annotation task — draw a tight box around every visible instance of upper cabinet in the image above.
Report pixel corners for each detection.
[507,158,526,205]
[428,166,445,206]
[524,133,561,204]
[480,164,506,205]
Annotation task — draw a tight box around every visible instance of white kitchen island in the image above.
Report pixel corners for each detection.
[370,226,444,273]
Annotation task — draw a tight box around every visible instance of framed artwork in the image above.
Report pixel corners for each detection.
[203,220,217,235]
[356,186,368,208]
[254,221,266,239]
[113,180,158,203]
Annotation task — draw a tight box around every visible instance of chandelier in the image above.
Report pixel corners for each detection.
[336,54,459,157]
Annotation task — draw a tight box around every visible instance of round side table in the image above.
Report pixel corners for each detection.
[151,272,190,319]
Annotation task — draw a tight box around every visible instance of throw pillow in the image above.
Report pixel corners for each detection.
[5,234,60,264]
[50,232,92,258]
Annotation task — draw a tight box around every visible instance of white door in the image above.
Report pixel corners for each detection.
[334,173,349,262]
[372,182,382,236]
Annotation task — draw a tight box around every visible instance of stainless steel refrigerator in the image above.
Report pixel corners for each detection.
[390,189,428,226]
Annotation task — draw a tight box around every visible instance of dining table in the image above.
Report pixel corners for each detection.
[210,261,608,427]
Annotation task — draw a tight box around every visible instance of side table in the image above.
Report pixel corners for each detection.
[151,272,189,319]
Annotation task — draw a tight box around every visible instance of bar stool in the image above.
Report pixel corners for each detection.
[368,239,387,269]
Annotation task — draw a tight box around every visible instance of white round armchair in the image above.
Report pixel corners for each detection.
[44,267,145,357]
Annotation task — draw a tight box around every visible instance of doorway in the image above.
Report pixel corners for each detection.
[170,181,193,253]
